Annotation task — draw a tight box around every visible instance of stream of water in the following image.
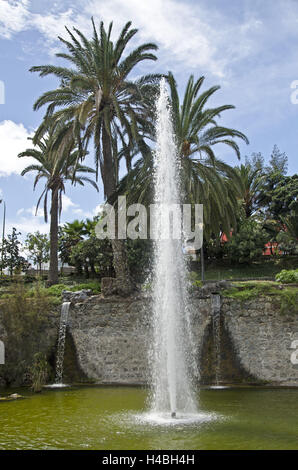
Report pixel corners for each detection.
[54,301,71,386]
[150,79,198,418]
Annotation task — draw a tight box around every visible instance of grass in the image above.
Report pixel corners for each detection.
[194,257,298,281]
[0,278,101,303]
[222,280,298,314]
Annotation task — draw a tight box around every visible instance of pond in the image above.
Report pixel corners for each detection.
[0,386,297,450]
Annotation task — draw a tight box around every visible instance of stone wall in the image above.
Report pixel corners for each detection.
[1,291,297,387]
[0,308,59,387]
[222,298,298,385]
[68,293,298,386]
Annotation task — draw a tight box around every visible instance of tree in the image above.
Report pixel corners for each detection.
[18,127,98,285]
[224,217,269,264]
[265,144,288,175]
[245,152,265,172]
[70,236,114,278]
[276,211,298,255]
[30,19,160,295]
[119,73,248,239]
[25,231,50,274]
[1,228,27,276]
[259,174,298,221]
[58,220,86,274]
[235,163,266,218]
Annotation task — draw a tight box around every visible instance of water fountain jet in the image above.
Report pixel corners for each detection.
[149,78,198,419]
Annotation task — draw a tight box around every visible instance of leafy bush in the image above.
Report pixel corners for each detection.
[224,218,269,264]
[29,352,50,392]
[275,269,298,284]
[223,281,298,314]
[70,282,101,294]
[46,283,69,297]
[223,281,278,301]
[280,288,298,315]
[0,281,56,386]
[46,282,101,297]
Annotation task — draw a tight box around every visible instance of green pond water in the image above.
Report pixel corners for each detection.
[0,385,297,450]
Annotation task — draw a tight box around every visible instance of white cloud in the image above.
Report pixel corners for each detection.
[0,0,276,77]
[61,194,78,212]
[0,0,30,39]
[2,0,298,168]
[0,120,34,176]
[93,203,103,216]
[12,204,48,237]
[0,0,296,87]
[6,216,49,238]
[84,0,224,75]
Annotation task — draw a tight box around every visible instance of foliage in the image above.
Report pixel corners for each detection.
[1,228,29,275]
[223,281,278,300]
[265,144,288,175]
[260,174,298,221]
[18,130,98,224]
[188,271,203,288]
[25,231,50,273]
[30,19,160,193]
[276,229,298,255]
[224,217,269,264]
[119,72,248,240]
[29,352,50,392]
[45,281,101,298]
[69,236,113,278]
[126,238,153,282]
[0,281,54,320]
[279,288,298,315]
[234,163,265,218]
[0,281,55,386]
[222,281,298,314]
[275,269,298,284]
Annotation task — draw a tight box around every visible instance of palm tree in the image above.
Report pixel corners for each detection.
[120,73,247,234]
[18,130,98,285]
[118,73,248,278]
[63,219,87,239]
[235,163,265,218]
[29,19,160,295]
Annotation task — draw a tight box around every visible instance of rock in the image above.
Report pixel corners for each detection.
[0,393,23,401]
[62,289,92,302]
[9,393,23,399]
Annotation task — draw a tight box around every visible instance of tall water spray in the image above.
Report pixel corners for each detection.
[150,79,198,417]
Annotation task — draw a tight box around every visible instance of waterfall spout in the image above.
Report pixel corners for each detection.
[55,301,71,385]
[211,294,221,386]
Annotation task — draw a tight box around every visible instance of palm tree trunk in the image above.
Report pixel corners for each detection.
[102,125,133,296]
[48,187,59,285]
[102,125,116,199]
[201,246,205,282]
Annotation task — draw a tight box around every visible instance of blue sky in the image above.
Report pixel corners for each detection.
[0,0,298,237]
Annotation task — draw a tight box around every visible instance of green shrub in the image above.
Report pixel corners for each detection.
[69,282,101,294]
[223,281,298,314]
[0,282,56,386]
[275,269,298,284]
[44,281,101,299]
[188,271,203,289]
[280,288,298,315]
[29,352,50,392]
[46,283,69,297]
